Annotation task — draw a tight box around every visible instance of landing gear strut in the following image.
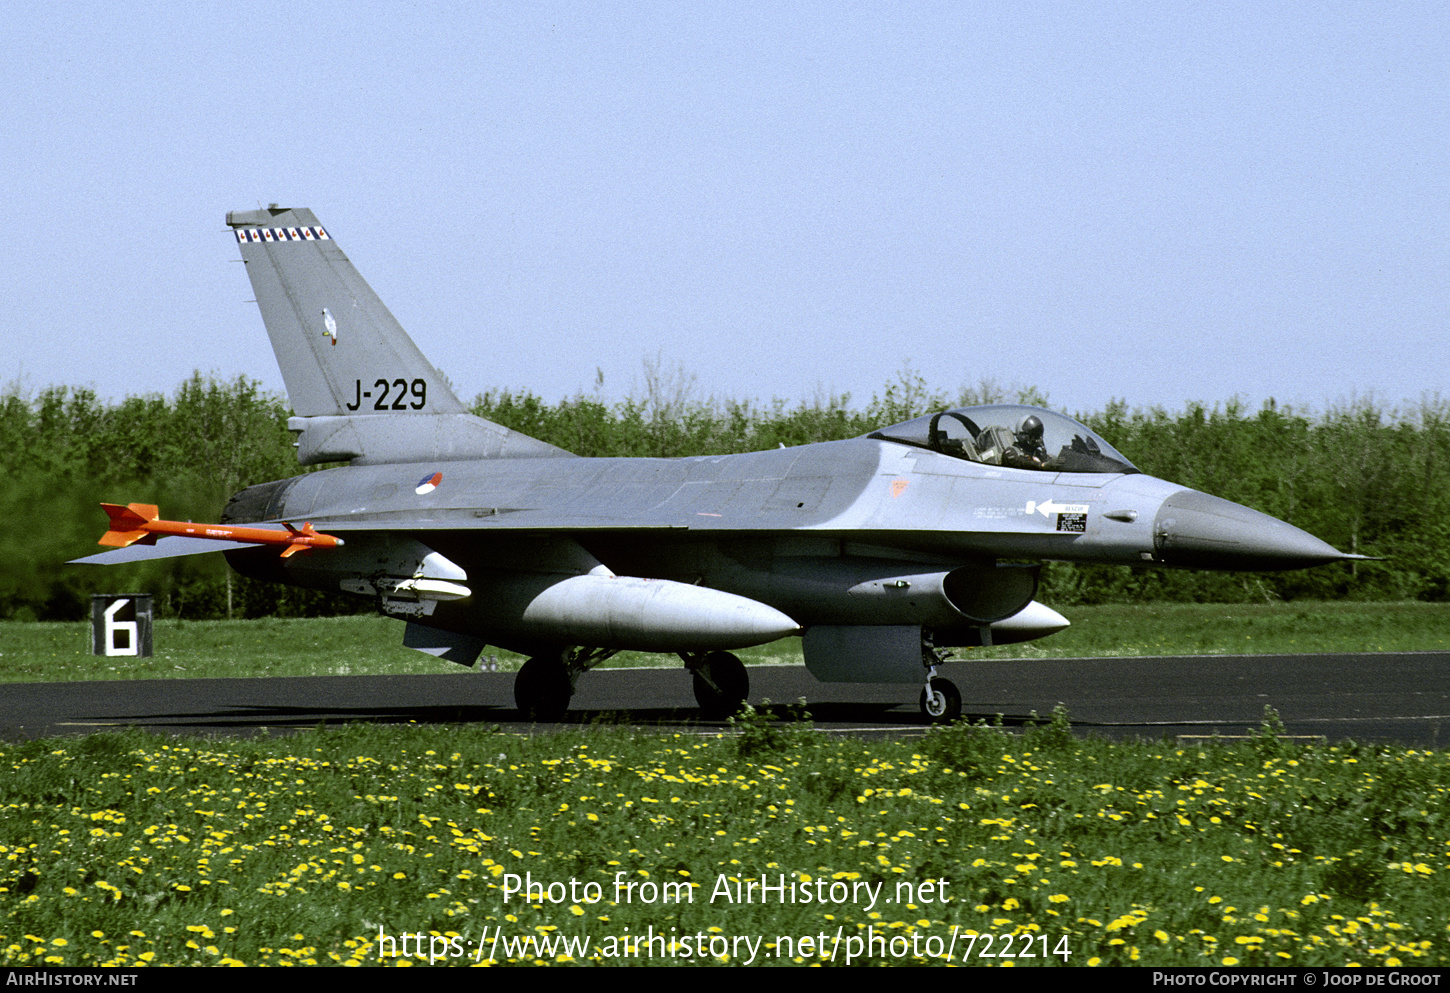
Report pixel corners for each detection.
[685,650,749,719]
[919,640,962,723]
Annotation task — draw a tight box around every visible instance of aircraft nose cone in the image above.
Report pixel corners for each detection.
[1153,490,1352,571]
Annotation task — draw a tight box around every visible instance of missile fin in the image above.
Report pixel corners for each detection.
[98,503,160,546]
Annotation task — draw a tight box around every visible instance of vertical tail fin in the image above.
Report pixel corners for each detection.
[227,206,569,465]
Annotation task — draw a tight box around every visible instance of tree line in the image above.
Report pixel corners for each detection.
[3,368,1445,621]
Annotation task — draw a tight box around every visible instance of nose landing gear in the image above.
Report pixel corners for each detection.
[920,674,961,723]
[919,641,962,723]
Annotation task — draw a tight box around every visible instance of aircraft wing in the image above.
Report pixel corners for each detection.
[69,511,682,566]
[68,536,266,565]
[307,513,689,532]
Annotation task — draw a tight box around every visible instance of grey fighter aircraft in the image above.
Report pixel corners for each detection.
[75,206,1362,722]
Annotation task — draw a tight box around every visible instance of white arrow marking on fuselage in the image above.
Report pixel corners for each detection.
[1026,499,1091,517]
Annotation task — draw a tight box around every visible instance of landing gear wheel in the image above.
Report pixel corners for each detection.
[514,655,572,721]
[692,651,749,719]
[920,677,961,724]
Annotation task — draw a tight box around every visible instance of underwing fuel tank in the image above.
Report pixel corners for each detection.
[231,531,802,653]
[473,573,801,653]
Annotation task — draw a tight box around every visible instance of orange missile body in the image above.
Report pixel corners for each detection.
[98,503,343,559]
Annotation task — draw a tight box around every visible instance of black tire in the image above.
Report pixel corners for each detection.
[514,655,572,721]
[919,677,961,724]
[692,651,749,719]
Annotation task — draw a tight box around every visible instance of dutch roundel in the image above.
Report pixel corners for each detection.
[415,472,442,495]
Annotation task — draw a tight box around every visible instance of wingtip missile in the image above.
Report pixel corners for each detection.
[95,504,343,558]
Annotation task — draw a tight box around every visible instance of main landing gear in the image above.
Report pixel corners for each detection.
[514,655,572,722]
[511,646,751,722]
[683,650,749,719]
[513,647,615,722]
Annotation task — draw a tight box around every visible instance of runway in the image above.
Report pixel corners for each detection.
[4,651,1448,747]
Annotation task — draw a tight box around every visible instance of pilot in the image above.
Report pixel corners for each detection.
[1000,414,1048,470]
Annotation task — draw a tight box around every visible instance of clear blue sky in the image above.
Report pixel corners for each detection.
[4,2,1446,420]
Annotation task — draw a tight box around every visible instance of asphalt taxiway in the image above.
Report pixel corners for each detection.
[2,652,1447,747]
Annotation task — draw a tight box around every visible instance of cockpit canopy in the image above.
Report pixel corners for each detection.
[868,404,1138,474]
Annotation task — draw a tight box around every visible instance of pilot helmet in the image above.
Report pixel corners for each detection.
[1015,414,1044,444]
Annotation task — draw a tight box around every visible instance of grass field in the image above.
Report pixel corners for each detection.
[1,714,1446,967]
[2,600,1447,684]
[1,602,1446,968]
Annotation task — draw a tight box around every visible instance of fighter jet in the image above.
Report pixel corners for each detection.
[75,206,1362,722]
